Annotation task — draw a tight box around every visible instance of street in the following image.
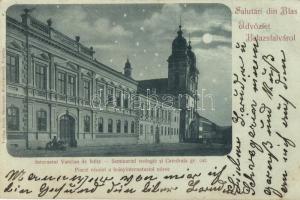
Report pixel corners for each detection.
[9,143,231,157]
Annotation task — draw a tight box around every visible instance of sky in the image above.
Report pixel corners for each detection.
[7,4,232,126]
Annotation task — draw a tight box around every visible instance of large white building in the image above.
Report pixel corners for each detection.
[6,9,184,150]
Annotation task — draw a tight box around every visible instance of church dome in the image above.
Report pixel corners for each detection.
[172,25,187,51]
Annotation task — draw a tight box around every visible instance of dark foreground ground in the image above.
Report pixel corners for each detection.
[9,143,232,157]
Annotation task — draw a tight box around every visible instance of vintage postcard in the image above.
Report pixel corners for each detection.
[0,0,299,199]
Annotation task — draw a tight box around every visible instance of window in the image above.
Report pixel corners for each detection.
[7,53,19,83]
[96,84,105,104]
[124,93,129,109]
[37,110,47,131]
[116,90,122,107]
[140,124,143,135]
[131,121,135,133]
[67,75,76,96]
[107,87,114,105]
[151,125,153,134]
[165,127,167,135]
[98,117,103,132]
[151,108,154,119]
[35,63,47,90]
[141,103,144,117]
[124,120,128,133]
[57,72,66,94]
[117,120,121,133]
[83,80,90,100]
[84,116,90,132]
[7,106,19,131]
[108,119,113,133]
[161,126,163,135]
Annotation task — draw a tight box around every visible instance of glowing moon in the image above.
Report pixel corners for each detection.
[202,33,213,44]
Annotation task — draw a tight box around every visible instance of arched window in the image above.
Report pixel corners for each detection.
[151,108,154,119]
[7,106,19,131]
[124,120,128,133]
[108,119,113,133]
[98,117,103,132]
[37,109,47,131]
[84,115,90,132]
[117,120,121,133]
[131,121,135,134]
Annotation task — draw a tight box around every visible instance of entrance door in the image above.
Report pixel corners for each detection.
[60,114,76,147]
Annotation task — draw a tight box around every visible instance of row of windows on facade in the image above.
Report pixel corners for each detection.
[7,53,182,116]
[84,116,135,134]
[139,104,177,122]
[7,53,131,108]
[139,124,179,136]
[7,106,135,134]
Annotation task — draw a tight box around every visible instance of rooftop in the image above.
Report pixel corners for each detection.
[137,78,169,95]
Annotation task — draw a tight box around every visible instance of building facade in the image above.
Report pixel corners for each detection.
[138,24,200,142]
[6,10,182,150]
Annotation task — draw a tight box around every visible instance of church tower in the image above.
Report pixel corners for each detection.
[167,23,199,142]
[124,58,132,78]
[167,24,189,93]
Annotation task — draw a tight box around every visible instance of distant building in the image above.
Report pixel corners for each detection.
[6,9,219,150]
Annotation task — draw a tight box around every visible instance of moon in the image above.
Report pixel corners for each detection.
[202,33,213,44]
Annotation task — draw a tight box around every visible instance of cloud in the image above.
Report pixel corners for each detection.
[8,5,132,46]
[143,4,182,33]
[49,7,133,44]
[143,4,231,43]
